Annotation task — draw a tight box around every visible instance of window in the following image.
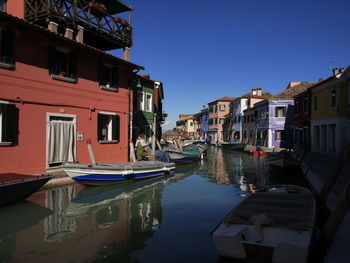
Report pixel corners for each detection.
[294,101,299,115]
[0,28,14,68]
[243,130,247,139]
[331,89,336,107]
[209,118,213,125]
[190,121,193,126]
[0,0,6,11]
[49,46,77,81]
[219,118,225,124]
[303,98,309,113]
[219,104,226,111]
[0,102,18,146]
[275,130,285,141]
[275,107,286,117]
[313,96,318,111]
[138,92,152,112]
[214,105,218,112]
[97,113,120,143]
[99,63,118,91]
[209,106,214,113]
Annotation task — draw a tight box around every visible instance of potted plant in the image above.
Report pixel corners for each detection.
[59,71,65,77]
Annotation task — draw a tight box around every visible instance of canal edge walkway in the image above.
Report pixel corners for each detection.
[298,151,350,263]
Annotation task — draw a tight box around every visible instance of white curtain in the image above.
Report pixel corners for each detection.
[48,120,76,164]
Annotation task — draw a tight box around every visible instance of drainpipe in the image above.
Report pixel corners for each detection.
[152,113,157,156]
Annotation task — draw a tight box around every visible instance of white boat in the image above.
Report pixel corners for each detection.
[211,185,315,263]
[164,148,204,164]
[62,161,175,186]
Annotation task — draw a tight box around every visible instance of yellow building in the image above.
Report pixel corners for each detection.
[311,67,350,154]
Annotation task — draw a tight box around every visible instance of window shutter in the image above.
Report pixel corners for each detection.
[2,30,14,64]
[112,115,120,141]
[68,52,77,79]
[97,114,103,141]
[48,46,57,75]
[3,104,19,144]
[98,63,105,86]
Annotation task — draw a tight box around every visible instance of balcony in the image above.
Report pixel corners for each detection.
[24,0,133,51]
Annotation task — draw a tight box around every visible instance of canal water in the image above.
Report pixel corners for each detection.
[0,147,307,263]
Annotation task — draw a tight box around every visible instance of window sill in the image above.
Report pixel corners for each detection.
[51,74,77,83]
[98,140,119,144]
[0,142,13,147]
[0,62,15,70]
[100,85,118,92]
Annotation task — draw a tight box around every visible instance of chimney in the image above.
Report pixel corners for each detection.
[123,47,130,61]
[76,26,84,44]
[48,21,58,34]
[252,88,262,96]
[64,28,74,40]
[332,67,345,76]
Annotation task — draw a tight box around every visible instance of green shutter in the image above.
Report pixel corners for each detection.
[68,52,77,79]
[112,115,120,141]
[2,30,14,64]
[98,63,105,86]
[97,114,103,141]
[48,46,57,75]
[2,104,19,144]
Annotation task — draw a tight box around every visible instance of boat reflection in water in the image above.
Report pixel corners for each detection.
[0,165,197,263]
[0,201,52,262]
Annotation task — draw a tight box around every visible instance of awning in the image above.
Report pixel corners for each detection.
[106,0,133,14]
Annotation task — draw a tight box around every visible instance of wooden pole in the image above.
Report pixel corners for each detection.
[86,139,96,165]
[129,140,136,162]
[319,142,350,203]
[322,181,350,246]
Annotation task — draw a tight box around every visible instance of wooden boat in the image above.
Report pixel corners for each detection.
[0,173,53,206]
[164,148,204,164]
[220,140,246,150]
[267,151,299,171]
[211,185,315,263]
[62,161,175,186]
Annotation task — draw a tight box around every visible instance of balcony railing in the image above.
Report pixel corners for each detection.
[24,0,132,50]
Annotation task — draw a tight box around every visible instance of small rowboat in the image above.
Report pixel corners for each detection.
[62,161,175,186]
[164,148,204,164]
[211,185,316,263]
[0,173,53,206]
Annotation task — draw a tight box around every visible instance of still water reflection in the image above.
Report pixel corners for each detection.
[0,148,277,263]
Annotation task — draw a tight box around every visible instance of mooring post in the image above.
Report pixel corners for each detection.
[86,139,96,165]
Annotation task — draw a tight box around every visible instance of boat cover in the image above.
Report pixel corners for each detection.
[226,191,314,230]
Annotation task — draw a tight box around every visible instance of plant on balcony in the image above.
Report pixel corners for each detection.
[88,1,107,14]
[59,71,66,77]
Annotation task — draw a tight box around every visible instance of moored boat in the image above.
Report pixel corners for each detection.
[0,173,53,206]
[164,148,204,164]
[220,140,246,150]
[62,161,175,186]
[211,185,315,263]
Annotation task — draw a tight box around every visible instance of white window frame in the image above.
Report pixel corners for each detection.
[145,93,153,112]
[138,91,145,111]
[98,111,117,143]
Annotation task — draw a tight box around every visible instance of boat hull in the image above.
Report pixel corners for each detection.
[0,174,53,206]
[62,161,176,186]
[165,149,203,163]
[211,185,315,263]
[221,142,245,150]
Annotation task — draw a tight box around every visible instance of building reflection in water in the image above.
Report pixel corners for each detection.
[205,146,269,193]
[44,186,77,242]
[2,173,193,263]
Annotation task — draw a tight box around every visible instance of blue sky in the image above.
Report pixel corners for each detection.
[114,0,350,130]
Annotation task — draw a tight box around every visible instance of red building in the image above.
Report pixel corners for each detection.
[0,1,144,174]
[292,88,312,150]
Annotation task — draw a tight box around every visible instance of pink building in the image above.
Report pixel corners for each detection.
[208,96,236,143]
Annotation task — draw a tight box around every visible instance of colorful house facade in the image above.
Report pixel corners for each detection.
[310,67,350,154]
[132,74,165,144]
[254,82,314,149]
[208,97,236,143]
[0,1,144,173]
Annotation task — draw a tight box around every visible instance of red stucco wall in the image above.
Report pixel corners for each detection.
[0,21,133,174]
